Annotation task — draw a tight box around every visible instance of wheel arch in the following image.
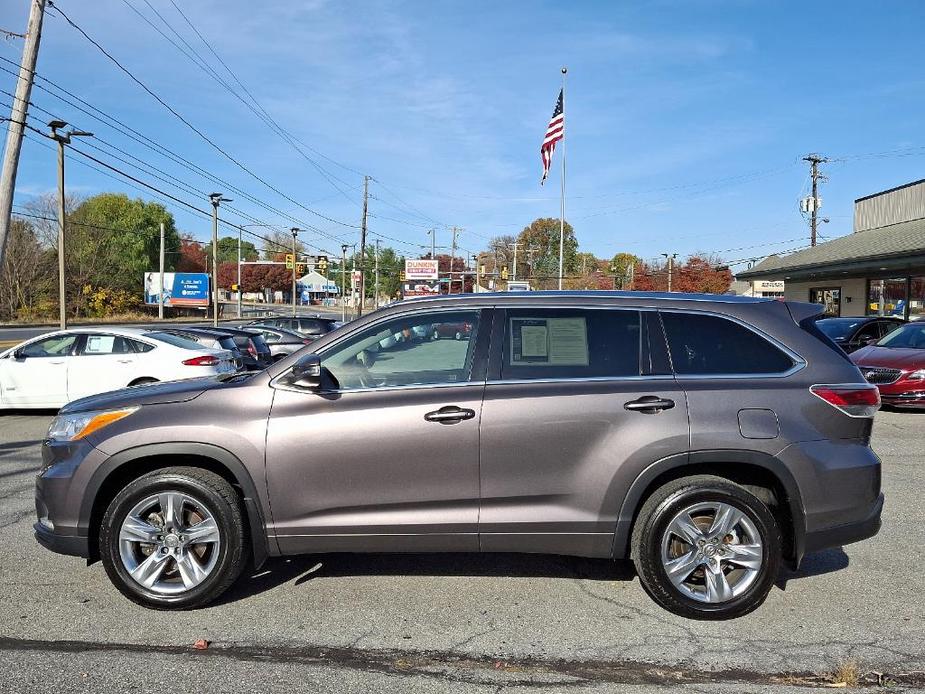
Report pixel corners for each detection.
[81,442,269,569]
[612,450,806,568]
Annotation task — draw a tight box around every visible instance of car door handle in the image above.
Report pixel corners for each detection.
[424,406,476,424]
[624,396,675,413]
[117,359,133,364]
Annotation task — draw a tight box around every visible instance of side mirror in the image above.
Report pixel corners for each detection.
[288,353,322,389]
[12,348,26,360]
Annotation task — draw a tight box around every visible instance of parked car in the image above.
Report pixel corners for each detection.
[151,328,245,371]
[431,321,472,340]
[246,316,338,339]
[0,327,235,409]
[244,325,314,362]
[195,326,273,371]
[850,321,925,408]
[815,316,905,353]
[35,292,882,620]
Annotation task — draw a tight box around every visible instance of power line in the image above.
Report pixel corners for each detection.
[0,64,350,245]
[46,1,360,230]
[120,0,363,205]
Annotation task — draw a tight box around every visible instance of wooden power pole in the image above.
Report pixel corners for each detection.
[0,0,46,268]
[356,175,369,317]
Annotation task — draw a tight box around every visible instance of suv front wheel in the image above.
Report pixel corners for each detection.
[632,475,781,620]
[99,467,247,609]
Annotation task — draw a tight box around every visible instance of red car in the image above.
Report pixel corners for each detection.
[431,321,472,340]
[850,321,925,409]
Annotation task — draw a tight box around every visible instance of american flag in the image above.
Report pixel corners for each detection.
[540,89,564,185]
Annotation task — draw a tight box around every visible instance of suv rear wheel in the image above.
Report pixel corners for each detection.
[99,467,247,609]
[632,475,781,620]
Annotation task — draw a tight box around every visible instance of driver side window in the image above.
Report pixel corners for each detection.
[321,310,480,390]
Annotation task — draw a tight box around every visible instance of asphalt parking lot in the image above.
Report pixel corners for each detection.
[1,410,923,693]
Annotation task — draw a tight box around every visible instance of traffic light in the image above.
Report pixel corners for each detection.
[501,266,509,280]
[231,283,239,291]
[317,256,329,273]
[399,271,406,282]
[285,254,294,269]
[296,263,306,275]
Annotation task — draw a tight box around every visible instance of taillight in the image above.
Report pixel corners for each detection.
[302,339,313,345]
[247,342,258,357]
[182,355,219,366]
[810,384,880,418]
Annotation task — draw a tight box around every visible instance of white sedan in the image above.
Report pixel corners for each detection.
[0,327,237,409]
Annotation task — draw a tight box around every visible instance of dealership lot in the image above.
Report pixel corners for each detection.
[1,410,923,692]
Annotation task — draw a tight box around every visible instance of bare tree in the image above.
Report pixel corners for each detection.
[0,217,53,320]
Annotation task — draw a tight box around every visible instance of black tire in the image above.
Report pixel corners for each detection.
[128,377,158,387]
[99,466,247,610]
[631,475,781,620]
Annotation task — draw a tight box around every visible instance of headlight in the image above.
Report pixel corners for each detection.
[908,369,925,381]
[46,407,138,442]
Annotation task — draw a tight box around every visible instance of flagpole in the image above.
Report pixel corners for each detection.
[558,67,567,290]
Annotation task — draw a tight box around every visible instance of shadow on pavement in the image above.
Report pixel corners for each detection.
[776,547,849,590]
[218,552,637,605]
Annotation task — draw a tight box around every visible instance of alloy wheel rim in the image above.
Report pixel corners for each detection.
[118,491,221,595]
[659,501,764,604]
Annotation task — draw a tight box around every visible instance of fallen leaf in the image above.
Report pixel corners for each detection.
[193,639,210,650]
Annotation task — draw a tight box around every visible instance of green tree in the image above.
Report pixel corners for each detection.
[69,193,180,298]
[348,245,404,300]
[204,236,259,265]
[516,217,579,288]
[609,252,640,289]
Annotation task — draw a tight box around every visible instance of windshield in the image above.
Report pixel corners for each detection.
[815,318,862,340]
[876,322,925,349]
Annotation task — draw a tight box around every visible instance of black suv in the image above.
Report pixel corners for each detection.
[35,292,882,619]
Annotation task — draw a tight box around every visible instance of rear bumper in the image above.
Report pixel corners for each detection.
[803,493,883,554]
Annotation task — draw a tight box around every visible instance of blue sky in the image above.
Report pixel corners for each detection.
[3,0,925,269]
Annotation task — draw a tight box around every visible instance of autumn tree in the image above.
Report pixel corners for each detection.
[175,235,206,272]
[674,254,732,294]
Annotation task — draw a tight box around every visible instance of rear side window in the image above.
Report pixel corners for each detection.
[131,339,155,353]
[501,309,641,380]
[661,312,794,375]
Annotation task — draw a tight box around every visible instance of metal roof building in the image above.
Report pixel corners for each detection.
[738,180,925,320]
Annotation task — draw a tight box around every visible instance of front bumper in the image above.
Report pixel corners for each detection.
[33,521,88,557]
[33,438,100,559]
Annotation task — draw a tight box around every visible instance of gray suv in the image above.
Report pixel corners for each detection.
[34,292,883,619]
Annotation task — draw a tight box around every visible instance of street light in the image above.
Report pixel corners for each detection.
[661,252,678,293]
[209,193,232,327]
[48,120,93,330]
[290,228,302,317]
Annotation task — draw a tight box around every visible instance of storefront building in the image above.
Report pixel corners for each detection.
[738,179,925,319]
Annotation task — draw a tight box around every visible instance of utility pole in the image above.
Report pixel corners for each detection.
[374,238,380,309]
[236,225,242,318]
[662,253,678,292]
[208,192,231,327]
[357,175,369,317]
[158,222,165,320]
[511,242,521,282]
[290,228,299,317]
[49,121,92,330]
[802,154,828,247]
[0,0,46,269]
[340,243,348,322]
[427,228,436,259]
[450,226,460,294]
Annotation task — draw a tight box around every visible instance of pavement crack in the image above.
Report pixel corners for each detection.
[2,636,923,689]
